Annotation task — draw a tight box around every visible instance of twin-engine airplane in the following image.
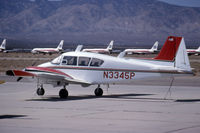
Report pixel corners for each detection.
[125,41,159,54]
[0,39,6,52]
[187,46,200,56]
[6,36,193,98]
[82,40,114,54]
[31,40,64,55]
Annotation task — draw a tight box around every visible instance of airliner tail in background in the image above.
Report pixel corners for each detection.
[0,39,6,52]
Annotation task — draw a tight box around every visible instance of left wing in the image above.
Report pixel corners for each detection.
[6,67,91,86]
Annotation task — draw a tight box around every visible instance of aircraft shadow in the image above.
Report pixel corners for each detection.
[26,93,154,102]
[175,99,200,102]
[0,115,27,119]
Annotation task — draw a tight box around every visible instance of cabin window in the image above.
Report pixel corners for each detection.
[90,58,104,67]
[78,57,91,66]
[51,55,62,64]
[62,56,77,65]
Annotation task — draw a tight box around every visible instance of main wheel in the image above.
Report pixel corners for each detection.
[59,89,68,99]
[37,88,45,96]
[94,88,103,96]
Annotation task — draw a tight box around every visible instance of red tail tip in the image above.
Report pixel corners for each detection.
[154,36,182,61]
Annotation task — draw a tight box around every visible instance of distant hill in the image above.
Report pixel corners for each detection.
[0,0,200,46]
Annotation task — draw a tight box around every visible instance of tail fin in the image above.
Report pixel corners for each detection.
[151,41,159,51]
[196,46,200,51]
[0,39,6,50]
[57,40,64,50]
[75,45,83,52]
[106,40,114,51]
[155,36,191,71]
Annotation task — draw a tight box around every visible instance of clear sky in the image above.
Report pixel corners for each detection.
[158,0,200,7]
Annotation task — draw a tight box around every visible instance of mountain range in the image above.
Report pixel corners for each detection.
[0,0,200,46]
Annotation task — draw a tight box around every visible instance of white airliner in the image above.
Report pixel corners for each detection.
[187,46,200,56]
[0,39,6,52]
[125,41,159,54]
[6,36,192,98]
[82,40,114,54]
[31,40,64,55]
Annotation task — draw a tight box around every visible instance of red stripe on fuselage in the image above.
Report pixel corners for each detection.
[26,67,73,79]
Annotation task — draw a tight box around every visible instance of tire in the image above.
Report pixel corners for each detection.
[94,88,103,96]
[37,88,45,96]
[59,89,68,99]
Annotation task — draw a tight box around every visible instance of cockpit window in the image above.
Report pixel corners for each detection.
[78,57,91,66]
[90,58,104,67]
[62,56,77,65]
[51,55,62,64]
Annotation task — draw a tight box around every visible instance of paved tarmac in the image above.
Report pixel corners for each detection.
[0,78,200,133]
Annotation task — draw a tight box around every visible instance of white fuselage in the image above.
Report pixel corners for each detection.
[37,51,182,85]
[187,49,200,55]
[31,48,60,54]
[125,49,155,54]
[82,49,110,54]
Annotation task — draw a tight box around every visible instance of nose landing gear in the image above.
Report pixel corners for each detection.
[36,85,45,96]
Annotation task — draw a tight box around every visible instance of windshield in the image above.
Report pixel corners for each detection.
[51,55,62,64]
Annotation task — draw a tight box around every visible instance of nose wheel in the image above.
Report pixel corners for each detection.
[94,85,103,96]
[37,87,45,96]
[59,86,68,99]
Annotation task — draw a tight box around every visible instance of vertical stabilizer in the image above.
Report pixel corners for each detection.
[151,41,159,51]
[175,38,191,71]
[196,46,200,51]
[57,40,64,50]
[154,36,191,71]
[106,40,114,51]
[0,39,6,50]
[154,36,181,61]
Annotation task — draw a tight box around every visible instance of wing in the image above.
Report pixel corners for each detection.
[6,67,91,86]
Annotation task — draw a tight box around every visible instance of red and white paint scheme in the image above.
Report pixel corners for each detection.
[0,39,6,52]
[6,36,193,98]
[187,46,200,56]
[125,41,159,54]
[82,40,114,54]
[31,40,64,55]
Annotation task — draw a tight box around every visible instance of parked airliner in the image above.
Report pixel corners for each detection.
[31,40,64,55]
[187,46,200,56]
[125,41,159,54]
[6,36,192,98]
[82,40,114,54]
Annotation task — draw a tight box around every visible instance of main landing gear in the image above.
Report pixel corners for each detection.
[36,84,104,98]
[94,85,103,96]
[36,84,68,99]
[59,85,68,99]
